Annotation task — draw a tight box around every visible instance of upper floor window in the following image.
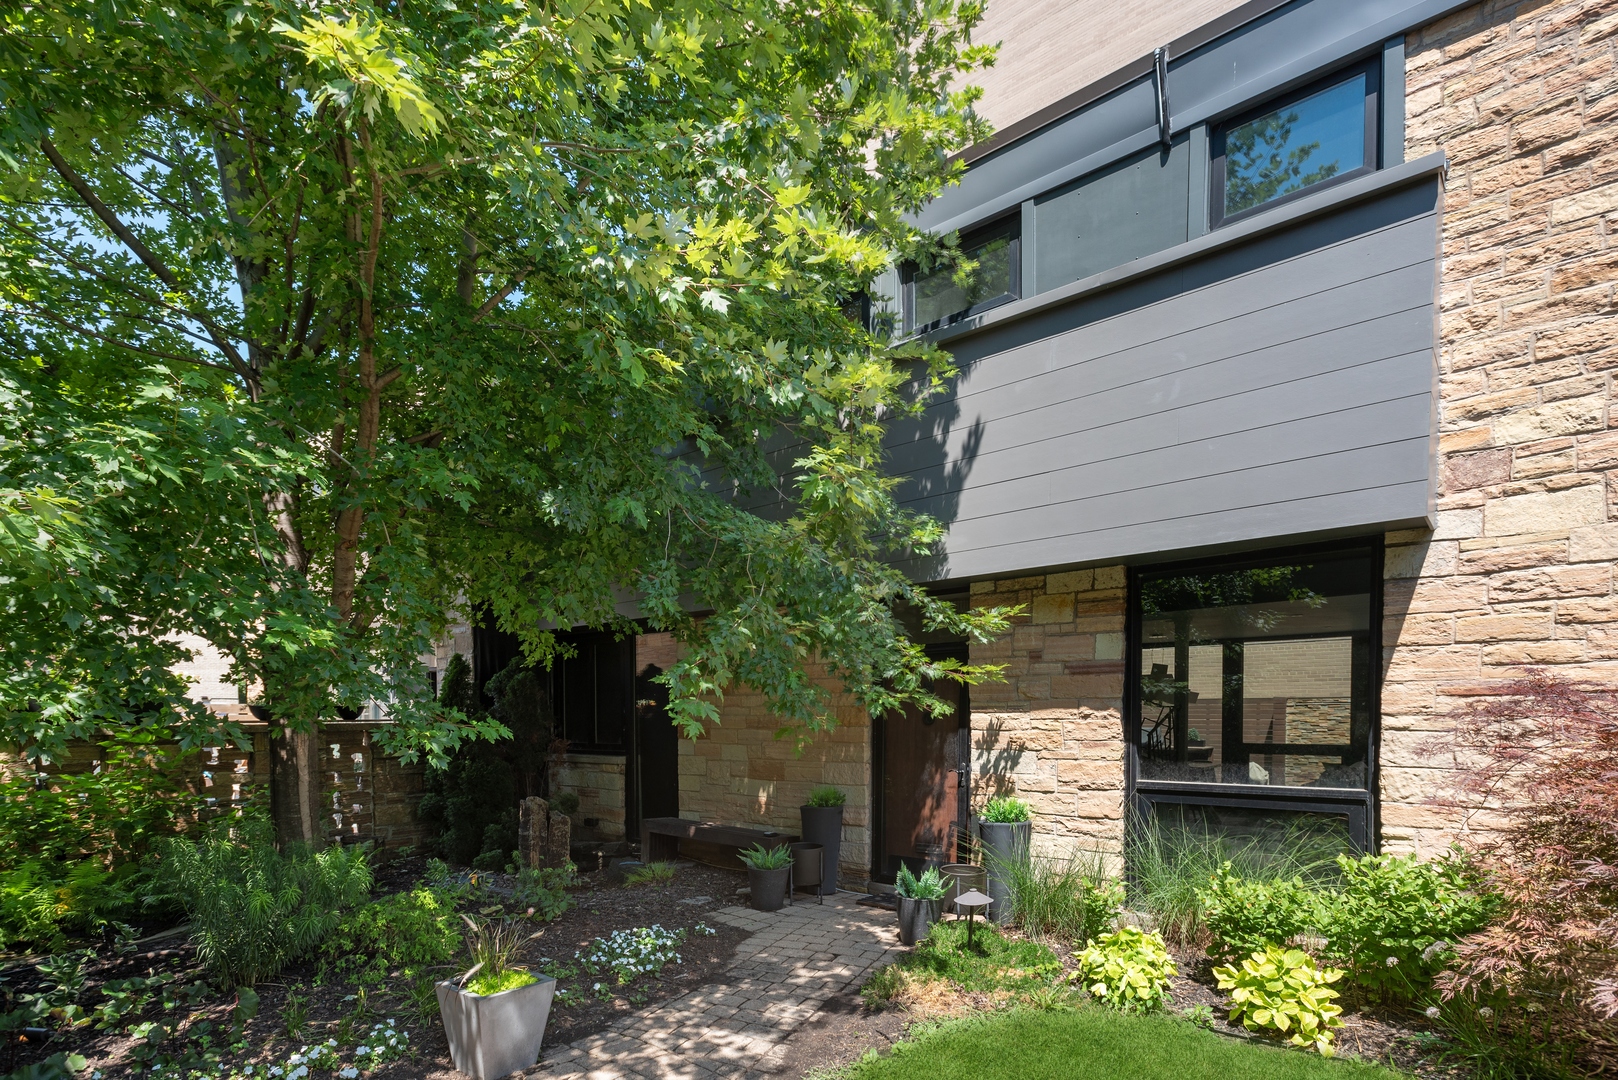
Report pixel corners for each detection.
[903,215,1020,334]
[1212,60,1379,226]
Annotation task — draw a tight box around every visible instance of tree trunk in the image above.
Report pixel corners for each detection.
[269,722,322,847]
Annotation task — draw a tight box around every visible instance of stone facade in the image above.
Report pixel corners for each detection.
[967,568,1129,862]
[678,672,871,885]
[1383,0,1618,853]
[552,753,628,842]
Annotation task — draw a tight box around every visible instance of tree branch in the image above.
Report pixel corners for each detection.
[474,268,530,322]
[38,136,259,393]
[4,300,242,374]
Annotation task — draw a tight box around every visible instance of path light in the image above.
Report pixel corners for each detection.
[953,888,992,950]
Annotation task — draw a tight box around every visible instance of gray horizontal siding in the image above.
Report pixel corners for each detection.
[889,177,1440,581]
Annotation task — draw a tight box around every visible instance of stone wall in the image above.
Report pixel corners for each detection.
[1385,0,1618,853]
[552,753,628,842]
[679,671,872,886]
[3,716,430,854]
[967,568,1129,862]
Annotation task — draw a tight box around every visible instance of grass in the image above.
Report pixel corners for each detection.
[987,848,1121,944]
[1126,812,1344,947]
[862,920,1062,1010]
[623,861,676,886]
[839,1008,1406,1080]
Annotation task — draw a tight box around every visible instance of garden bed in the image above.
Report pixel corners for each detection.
[1,858,752,1078]
[765,916,1460,1080]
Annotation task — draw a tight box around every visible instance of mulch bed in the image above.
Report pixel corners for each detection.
[2,859,754,1078]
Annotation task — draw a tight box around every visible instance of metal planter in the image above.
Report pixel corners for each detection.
[747,865,791,911]
[799,805,843,895]
[978,820,1031,925]
[896,896,942,946]
[436,974,556,1080]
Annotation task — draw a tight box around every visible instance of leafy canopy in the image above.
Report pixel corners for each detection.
[0,0,1014,762]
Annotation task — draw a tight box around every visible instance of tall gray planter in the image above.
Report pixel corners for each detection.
[978,820,1030,925]
[436,974,556,1080]
[896,897,942,946]
[799,805,843,895]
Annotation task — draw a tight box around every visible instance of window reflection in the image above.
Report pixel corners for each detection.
[908,224,1017,331]
[1222,73,1367,219]
[1135,552,1373,790]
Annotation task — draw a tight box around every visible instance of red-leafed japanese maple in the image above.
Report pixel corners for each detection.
[1433,670,1618,1067]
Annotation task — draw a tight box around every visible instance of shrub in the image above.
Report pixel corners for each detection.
[551,791,581,816]
[1214,945,1344,1056]
[511,865,574,918]
[1317,852,1494,1005]
[738,843,792,870]
[1430,672,1618,1074]
[155,821,372,987]
[320,887,460,989]
[1127,810,1341,948]
[997,851,1121,944]
[807,785,846,808]
[894,865,947,900]
[0,741,207,947]
[980,796,1031,823]
[623,861,675,887]
[417,655,519,868]
[1070,927,1176,1013]
[0,859,145,950]
[1199,864,1321,965]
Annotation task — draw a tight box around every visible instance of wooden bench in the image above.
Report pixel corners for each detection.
[639,816,798,866]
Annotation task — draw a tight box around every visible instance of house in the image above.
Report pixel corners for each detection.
[464,0,1618,892]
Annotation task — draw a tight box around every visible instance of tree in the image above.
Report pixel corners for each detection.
[0,0,1014,844]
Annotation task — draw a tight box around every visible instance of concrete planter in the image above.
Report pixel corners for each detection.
[799,805,843,895]
[747,866,791,911]
[896,897,942,946]
[436,973,556,1080]
[978,820,1030,925]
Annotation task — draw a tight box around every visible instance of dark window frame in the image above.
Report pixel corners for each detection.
[1210,56,1381,229]
[1124,537,1384,854]
[902,214,1022,336]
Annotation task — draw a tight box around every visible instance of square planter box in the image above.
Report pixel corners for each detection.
[436,974,556,1080]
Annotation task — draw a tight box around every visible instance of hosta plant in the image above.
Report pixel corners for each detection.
[1213,945,1345,1056]
[1070,926,1176,1013]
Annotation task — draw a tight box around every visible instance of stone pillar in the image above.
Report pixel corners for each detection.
[519,796,573,870]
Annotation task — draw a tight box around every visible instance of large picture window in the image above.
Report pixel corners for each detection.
[1211,60,1379,226]
[903,216,1020,334]
[1129,541,1380,850]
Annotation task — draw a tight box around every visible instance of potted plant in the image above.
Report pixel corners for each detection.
[1186,728,1214,762]
[739,843,793,912]
[894,865,947,945]
[437,915,556,1080]
[978,796,1031,925]
[799,786,845,895]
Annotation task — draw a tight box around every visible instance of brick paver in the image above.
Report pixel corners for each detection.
[532,893,900,1079]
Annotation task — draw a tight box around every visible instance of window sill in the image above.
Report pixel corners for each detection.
[1134,777,1372,800]
[911,150,1446,349]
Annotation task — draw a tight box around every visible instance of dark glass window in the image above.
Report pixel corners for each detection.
[1133,547,1375,792]
[904,217,1020,333]
[550,631,633,753]
[1212,62,1378,226]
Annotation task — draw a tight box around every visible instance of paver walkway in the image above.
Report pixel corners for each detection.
[534,892,901,1079]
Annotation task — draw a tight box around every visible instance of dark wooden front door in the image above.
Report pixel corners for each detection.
[630,664,679,836]
[873,652,969,884]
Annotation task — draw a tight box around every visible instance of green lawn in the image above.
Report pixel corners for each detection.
[842,1008,1405,1080]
